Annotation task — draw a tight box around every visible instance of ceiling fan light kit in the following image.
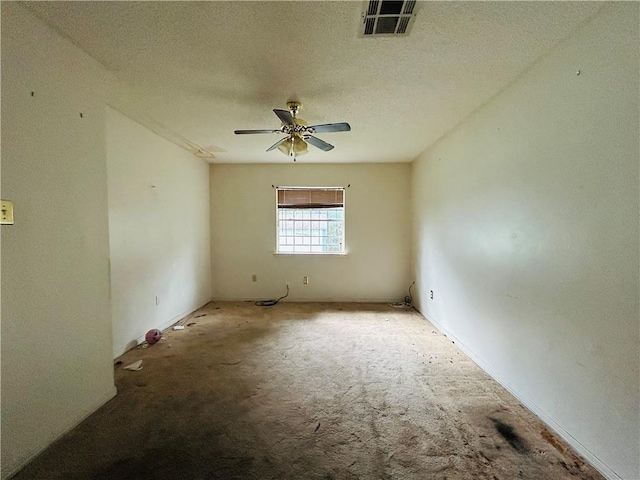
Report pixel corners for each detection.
[278,135,308,159]
[234,101,351,162]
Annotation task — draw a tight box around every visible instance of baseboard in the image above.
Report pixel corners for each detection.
[2,386,117,480]
[416,308,621,480]
[210,297,400,303]
[112,301,212,358]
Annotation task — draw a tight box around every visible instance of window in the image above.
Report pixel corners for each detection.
[276,187,345,254]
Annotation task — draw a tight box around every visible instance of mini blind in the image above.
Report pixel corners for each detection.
[277,188,344,209]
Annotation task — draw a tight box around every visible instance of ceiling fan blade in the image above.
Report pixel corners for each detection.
[307,122,351,134]
[234,129,281,135]
[266,137,289,152]
[305,135,334,152]
[273,109,296,125]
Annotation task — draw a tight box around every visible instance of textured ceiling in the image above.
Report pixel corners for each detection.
[26,1,603,164]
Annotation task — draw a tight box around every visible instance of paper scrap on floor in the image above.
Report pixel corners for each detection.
[123,360,143,371]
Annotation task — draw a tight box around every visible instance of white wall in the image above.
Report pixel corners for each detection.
[107,108,211,357]
[0,4,116,477]
[411,4,639,479]
[210,163,412,302]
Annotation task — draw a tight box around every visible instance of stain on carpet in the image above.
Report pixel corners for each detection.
[540,427,566,454]
[490,418,528,453]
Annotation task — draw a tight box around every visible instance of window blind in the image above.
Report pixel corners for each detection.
[277,188,344,209]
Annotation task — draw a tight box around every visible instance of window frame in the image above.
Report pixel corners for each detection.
[275,186,346,255]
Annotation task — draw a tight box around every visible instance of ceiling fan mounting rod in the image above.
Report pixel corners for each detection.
[286,101,302,118]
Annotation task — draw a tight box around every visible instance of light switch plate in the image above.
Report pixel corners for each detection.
[1,200,14,225]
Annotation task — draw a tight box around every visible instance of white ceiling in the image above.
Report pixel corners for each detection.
[26,1,603,164]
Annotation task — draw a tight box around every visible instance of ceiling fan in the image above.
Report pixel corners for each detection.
[234,101,351,161]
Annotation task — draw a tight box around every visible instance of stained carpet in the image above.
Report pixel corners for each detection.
[12,302,603,480]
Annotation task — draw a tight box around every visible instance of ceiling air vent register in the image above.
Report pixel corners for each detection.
[362,0,417,36]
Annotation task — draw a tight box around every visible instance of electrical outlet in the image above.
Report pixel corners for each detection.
[430,290,434,300]
[155,295,160,305]
[251,274,257,282]
[303,276,309,285]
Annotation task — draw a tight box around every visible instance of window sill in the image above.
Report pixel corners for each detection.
[273,252,348,256]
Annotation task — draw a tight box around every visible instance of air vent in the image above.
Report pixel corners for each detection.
[362,0,417,36]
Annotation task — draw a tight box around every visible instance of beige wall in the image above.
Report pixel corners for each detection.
[411,4,639,479]
[106,108,211,357]
[1,4,116,477]
[210,163,412,302]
